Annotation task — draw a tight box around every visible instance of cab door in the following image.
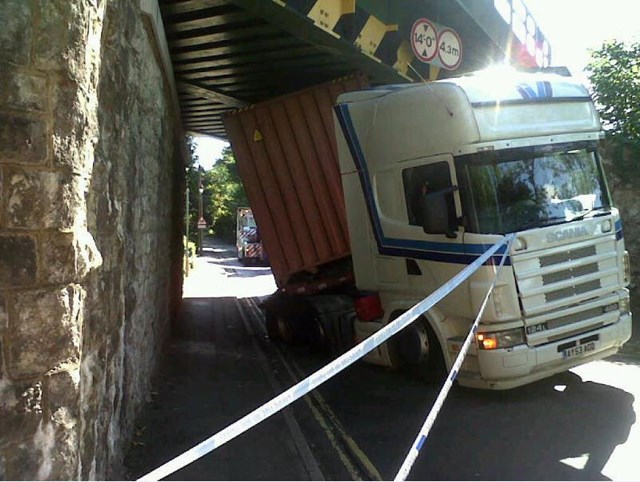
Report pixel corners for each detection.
[371,155,468,306]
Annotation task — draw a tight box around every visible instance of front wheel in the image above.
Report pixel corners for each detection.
[388,315,446,382]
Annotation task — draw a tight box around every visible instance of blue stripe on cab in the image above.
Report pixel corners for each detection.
[333,103,510,266]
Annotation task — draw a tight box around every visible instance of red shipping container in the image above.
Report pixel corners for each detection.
[223,75,369,288]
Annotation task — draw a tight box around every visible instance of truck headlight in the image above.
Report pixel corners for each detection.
[477,328,525,350]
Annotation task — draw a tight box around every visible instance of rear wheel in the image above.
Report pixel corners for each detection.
[264,308,283,342]
[263,297,325,349]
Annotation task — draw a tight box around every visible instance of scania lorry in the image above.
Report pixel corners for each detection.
[223,70,631,389]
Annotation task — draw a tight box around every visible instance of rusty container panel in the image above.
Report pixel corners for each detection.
[223,75,369,288]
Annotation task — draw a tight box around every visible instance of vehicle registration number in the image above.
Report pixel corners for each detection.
[562,341,596,359]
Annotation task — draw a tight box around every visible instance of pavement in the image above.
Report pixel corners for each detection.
[124,239,320,481]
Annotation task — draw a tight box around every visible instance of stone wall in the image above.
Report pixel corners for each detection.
[600,142,640,324]
[0,0,183,479]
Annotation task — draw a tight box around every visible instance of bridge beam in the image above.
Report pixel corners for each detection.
[178,81,247,108]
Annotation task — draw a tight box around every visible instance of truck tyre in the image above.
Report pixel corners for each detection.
[389,314,446,382]
[264,297,320,348]
[265,309,283,342]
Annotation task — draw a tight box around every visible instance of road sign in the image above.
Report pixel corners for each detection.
[410,18,437,63]
[437,28,462,70]
[197,217,207,229]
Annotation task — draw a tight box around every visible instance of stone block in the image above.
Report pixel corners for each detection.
[0,235,37,288]
[7,286,84,378]
[1,436,42,480]
[0,294,8,331]
[5,167,73,229]
[0,379,44,439]
[33,0,85,72]
[0,0,32,65]
[0,114,48,164]
[0,72,48,112]
[48,413,80,480]
[1,417,76,480]
[46,366,80,421]
[41,230,102,284]
[51,74,95,173]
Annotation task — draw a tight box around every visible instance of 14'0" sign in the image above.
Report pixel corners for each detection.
[410,18,437,62]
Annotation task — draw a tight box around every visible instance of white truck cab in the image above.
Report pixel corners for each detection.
[334,69,632,389]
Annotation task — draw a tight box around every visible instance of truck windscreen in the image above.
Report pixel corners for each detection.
[456,142,611,234]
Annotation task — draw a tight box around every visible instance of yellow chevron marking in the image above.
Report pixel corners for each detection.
[393,40,413,76]
[308,0,354,31]
[394,41,441,81]
[355,15,397,56]
[253,129,263,142]
[341,0,355,15]
[429,65,441,81]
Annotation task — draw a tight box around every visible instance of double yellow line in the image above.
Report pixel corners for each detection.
[242,297,382,481]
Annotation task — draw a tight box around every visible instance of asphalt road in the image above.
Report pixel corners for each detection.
[127,238,640,481]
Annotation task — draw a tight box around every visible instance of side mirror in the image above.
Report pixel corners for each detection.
[420,187,458,238]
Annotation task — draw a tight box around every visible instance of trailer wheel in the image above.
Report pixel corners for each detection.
[389,315,446,382]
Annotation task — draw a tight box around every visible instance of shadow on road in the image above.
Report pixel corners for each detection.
[431,371,636,480]
[316,361,635,481]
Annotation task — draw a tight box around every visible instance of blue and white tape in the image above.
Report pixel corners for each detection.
[138,235,511,481]
[394,233,515,481]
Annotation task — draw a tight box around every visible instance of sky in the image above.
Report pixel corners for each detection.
[525,0,638,84]
[193,0,639,169]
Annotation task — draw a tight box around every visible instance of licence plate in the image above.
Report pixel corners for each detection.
[562,341,596,359]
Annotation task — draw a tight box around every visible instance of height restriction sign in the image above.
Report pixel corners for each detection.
[437,28,462,70]
[410,18,437,62]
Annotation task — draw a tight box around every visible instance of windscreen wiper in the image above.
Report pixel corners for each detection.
[568,207,611,222]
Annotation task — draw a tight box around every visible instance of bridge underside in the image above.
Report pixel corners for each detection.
[160,0,548,139]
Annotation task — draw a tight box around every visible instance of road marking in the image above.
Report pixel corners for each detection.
[244,297,382,481]
[235,281,325,480]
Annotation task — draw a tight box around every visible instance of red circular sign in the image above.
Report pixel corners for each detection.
[410,18,438,63]
[437,27,463,70]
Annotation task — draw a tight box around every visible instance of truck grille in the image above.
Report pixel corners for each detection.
[539,245,597,267]
[547,306,604,330]
[545,279,602,303]
[512,237,619,317]
[542,262,598,285]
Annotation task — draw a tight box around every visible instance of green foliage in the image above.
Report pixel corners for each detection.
[183,138,248,245]
[182,236,196,275]
[586,40,640,166]
[184,137,205,247]
[205,146,248,241]
[207,147,249,241]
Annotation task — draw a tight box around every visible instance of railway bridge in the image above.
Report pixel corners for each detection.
[0,0,549,478]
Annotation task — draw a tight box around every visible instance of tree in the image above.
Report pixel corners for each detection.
[184,137,202,247]
[204,146,248,241]
[586,40,640,160]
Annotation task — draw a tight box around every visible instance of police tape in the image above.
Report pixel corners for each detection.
[394,233,515,481]
[138,235,512,481]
